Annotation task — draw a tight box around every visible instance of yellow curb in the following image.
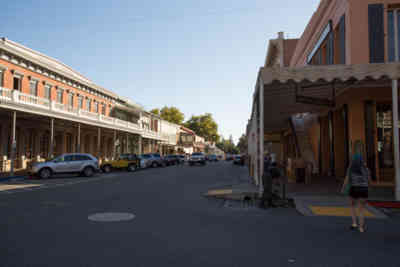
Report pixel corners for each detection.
[0,184,41,192]
[205,189,233,196]
[310,206,376,217]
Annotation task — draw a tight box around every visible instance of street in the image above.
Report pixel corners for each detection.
[0,162,399,267]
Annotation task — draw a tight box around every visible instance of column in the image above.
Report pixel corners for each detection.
[34,130,41,159]
[258,80,264,196]
[393,79,400,200]
[49,118,54,158]
[113,130,116,160]
[10,111,16,176]
[138,135,142,155]
[126,133,129,154]
[76,123,81,153]
[97,128,101,158]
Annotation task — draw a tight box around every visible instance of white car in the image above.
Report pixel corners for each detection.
[189,152,206,166]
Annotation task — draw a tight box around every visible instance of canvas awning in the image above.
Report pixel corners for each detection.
[256,63,400,132]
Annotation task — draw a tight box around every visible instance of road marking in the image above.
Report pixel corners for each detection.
[0,183,41,192]
[88,212,135,222]
[205,189,233,196]
[309,206,375,217]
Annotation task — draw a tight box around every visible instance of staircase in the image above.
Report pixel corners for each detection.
[290,114,318,176]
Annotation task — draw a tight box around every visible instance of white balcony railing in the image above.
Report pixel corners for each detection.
[0,88,172,141]
[18,92,50,109]
[80,109,99,120]
[0,87,12,100]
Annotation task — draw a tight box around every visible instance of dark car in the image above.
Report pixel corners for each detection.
[233,155,245,165]
[164,155,179,166]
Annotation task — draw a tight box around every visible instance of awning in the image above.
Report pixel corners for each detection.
[257,63,400,132]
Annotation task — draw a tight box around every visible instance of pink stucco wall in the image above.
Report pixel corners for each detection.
[290,0,400,67]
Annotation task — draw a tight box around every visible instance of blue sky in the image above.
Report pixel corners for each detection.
[2,0,320,143]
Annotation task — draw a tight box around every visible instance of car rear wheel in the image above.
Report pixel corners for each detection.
[83,167,94,177]
[39,168,52,179]
[152,162,158,168]
[128,164,137,172]
[103,165,111,173]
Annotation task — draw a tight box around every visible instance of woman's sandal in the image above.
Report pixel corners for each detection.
[350,224,358,230]
[359,226,366,233]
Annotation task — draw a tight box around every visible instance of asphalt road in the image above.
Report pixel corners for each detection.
[0,161,399,267]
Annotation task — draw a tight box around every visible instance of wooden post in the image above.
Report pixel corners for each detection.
[97,128,101,158]
[10,111,16,176]
[76,123,81,153]
[393,79,400,200]
[49,118,54,158]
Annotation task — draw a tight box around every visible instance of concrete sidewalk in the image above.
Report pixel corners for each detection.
[293,195,388,219]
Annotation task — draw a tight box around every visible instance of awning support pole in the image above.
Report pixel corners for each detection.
[10,111,16,177]
[392,79,400,201]
[259,80,264,197]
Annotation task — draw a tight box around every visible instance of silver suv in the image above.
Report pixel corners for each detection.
[142,153,165,168]
[30,153,99,179]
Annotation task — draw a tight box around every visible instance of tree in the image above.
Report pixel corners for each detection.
[160,106,185,124]
[184,113,220,142]
[150,108,160,116]
[150,106,184,125]
[237,134,247,154]
[216,136,239,154]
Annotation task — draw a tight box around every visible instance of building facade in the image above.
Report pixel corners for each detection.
[0,37,194,174]
[247,0,400,199]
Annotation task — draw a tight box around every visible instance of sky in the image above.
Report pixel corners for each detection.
[2,0,320,143]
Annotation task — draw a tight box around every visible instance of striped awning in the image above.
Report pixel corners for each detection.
[257,63,400,132]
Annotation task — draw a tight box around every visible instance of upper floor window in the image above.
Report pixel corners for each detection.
[101,103,106,115]
[56,89,63,103]
[13,75,22,91]
[68,93,74,107]
[86,98,91,111]
[94,101,98,113]
[29,80,38,96]
[44,84,51,99]
[388,9,400,62]
[0,69,4,87]
[78,96,83,110]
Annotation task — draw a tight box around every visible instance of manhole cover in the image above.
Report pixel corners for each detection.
[88,212,135,222]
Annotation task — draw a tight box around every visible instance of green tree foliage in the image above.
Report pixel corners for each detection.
[237,134,247,154]
[150,108,160,116]
[150,106,185,124]
[184,113,219,142]
[216,136,239,154]
[160,106,185,124]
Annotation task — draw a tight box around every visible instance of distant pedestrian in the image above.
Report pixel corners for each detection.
[342,144,371,233]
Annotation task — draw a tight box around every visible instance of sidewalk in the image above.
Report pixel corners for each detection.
[204,164,259,200]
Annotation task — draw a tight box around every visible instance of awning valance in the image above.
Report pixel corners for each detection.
[257,63,400,133]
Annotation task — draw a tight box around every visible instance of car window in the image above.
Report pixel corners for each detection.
[53,156,64,163]
[153,154,160,158]
[192,153,203,156]
[75,155,92,161]
[64,155,75,162]
[128,155,137,160]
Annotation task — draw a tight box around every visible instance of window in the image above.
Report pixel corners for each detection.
[94,101,98,113]
[29,80,38,96]
[388,9,400,62]
[0,69,4,87]
[68,93,74,108]
[56,89,63,103]
[13,76,21,90]
[86,98,91,111]
[78,96,83,109]
[44,85,51,99]
[101,103,106,115]
[64,155,75,162]
[75,155,92,161]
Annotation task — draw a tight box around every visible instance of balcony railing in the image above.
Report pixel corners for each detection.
[0,87,171,141]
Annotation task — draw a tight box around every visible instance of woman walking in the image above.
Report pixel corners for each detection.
[342,145,371,233]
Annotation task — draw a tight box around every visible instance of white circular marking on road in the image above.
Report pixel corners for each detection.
[88,212,135,222]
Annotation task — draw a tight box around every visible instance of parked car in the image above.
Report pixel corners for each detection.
[177,155,186,164]
[225,154,234,161]
[189,152,206,166]
[30,153,99,179]
[164,155,179,166]
[138,155,151,169]
[143,153,165,167]
[101,154,140,173]
[207,154,218,162]
[233,155,245,165]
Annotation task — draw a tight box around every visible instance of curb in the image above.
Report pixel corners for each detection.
[0,176,28,183]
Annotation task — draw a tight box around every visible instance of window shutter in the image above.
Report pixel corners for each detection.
[368,4,385,63]
[339,15,346,64]
[388,11,395,62]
